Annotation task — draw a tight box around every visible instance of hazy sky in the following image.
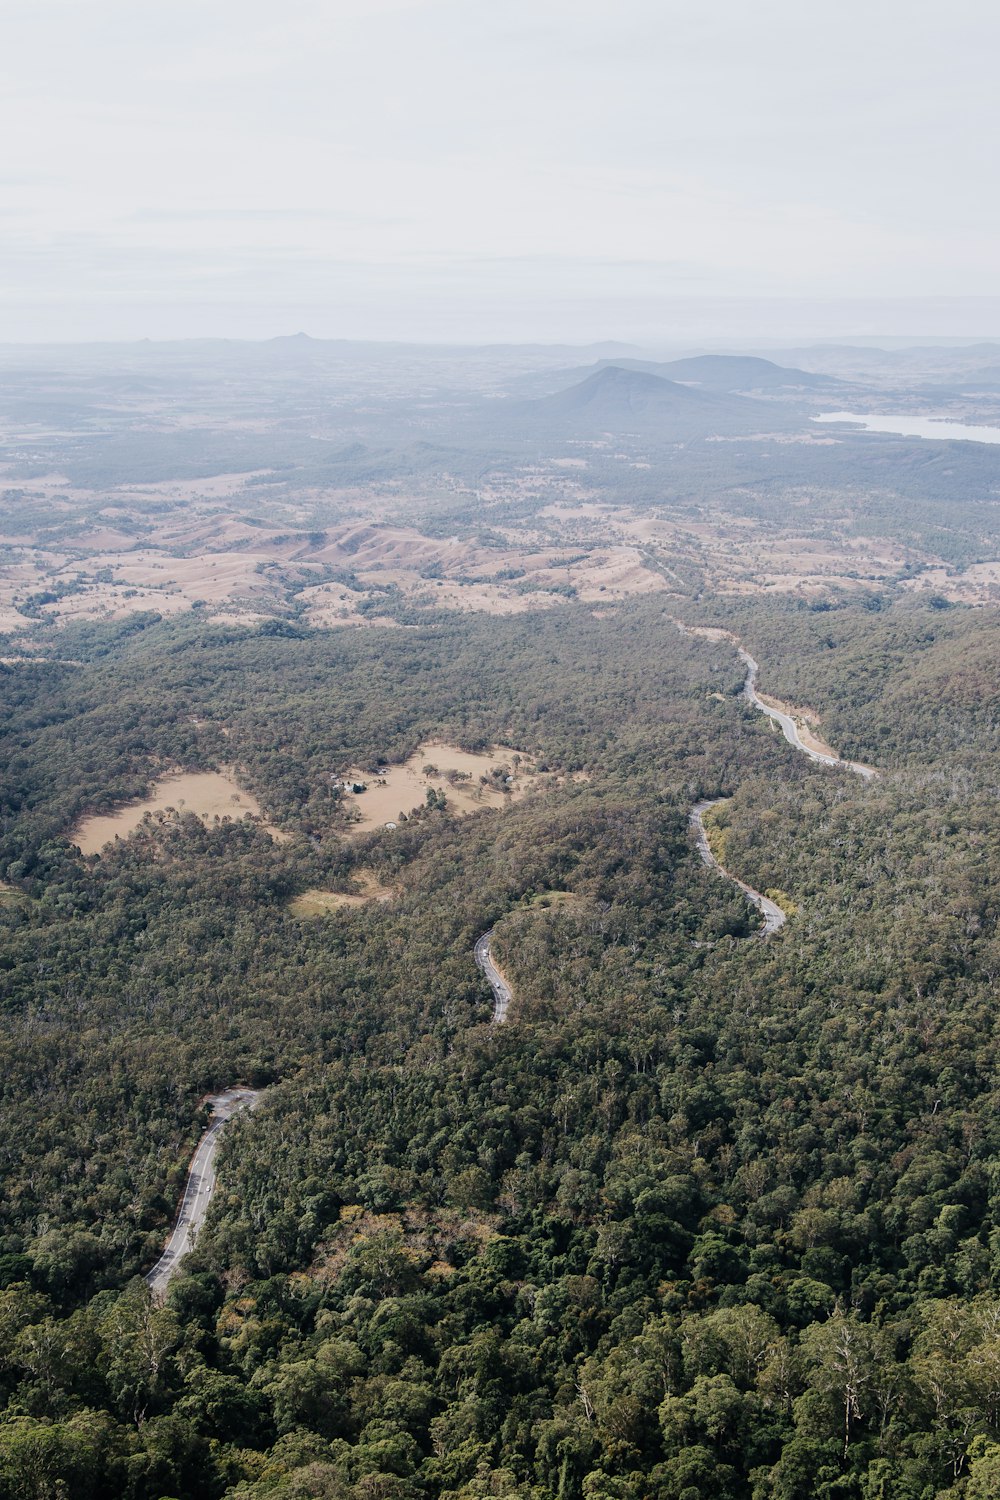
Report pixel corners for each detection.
[3,0,1000,343]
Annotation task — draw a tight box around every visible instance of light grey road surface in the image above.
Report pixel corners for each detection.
[145,1087,260,1298]
[672,617,877,782]
[738,648,877,781]
[475,931,513,1023]
[690,799,786,937]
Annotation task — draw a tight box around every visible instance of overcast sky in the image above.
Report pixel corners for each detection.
[3,0,1000,343]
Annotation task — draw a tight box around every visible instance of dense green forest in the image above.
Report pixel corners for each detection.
[3,597,1000,1498]
[689,597,1000,769]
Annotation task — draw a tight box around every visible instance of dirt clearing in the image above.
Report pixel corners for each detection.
[73,769,283,854]
[290,872,394,917]
[341,742,536,834]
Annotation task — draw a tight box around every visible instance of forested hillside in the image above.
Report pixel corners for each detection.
[3,597,1000,1498]
[689,598,1000,768]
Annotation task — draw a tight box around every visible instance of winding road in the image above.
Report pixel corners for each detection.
[690,798,786,937]
[673,616,877,783]
[475,629,879,995]
[475,931,513,1023]
[738,647,877,781]
[675,618,877,935]
[146,1087,260,1298]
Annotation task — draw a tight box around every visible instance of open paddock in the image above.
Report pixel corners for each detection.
[341,741,536,834]
[290,872,395,917]
[72,769,284,854]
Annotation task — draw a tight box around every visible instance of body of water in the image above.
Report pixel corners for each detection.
[814,411,1000,445]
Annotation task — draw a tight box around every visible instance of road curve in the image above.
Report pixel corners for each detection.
[475,931,513,1023]
[691,798,786,937]
[738,648,877,781]
[145,1087,260,1298]
[672,619,877,939]
[672,617,878,782]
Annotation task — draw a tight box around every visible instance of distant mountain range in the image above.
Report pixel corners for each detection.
[259,334,647,360]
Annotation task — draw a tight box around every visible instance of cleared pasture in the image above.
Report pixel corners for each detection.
[73,769,282,854]
[342,741,535,834]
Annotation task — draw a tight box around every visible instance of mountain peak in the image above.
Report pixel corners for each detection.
[524,363,799,437]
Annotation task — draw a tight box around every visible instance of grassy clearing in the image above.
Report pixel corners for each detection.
[340,741,536,835]
[524,890,586,911]
[72,768,284,854]
[289,872,394,918]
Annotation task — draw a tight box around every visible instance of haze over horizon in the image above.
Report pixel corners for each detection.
[4,0,1000,344]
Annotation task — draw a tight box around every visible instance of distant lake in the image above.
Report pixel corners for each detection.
[814,411,1000,445]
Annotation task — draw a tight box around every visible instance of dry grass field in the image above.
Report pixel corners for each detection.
[4,442,997,646]
[289,871,395,918]
[72,769,282,854]
[340,741,536,834]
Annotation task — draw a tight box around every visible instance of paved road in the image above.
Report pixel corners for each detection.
[145,1087,260,1298]
[474,931,513,1023]
[739,648,877,781]
[672,617,877,782]
[673,618,878,935]
[690,798,786,937]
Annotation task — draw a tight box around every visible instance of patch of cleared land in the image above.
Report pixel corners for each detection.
[8,458,994,644]
[290,872,394,918]
[0,502,671,635]
[539,503,913,599]
[903,561,1000,605]
[342,742,536,834]
[73,769,283,854]
[525,890,588,912]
